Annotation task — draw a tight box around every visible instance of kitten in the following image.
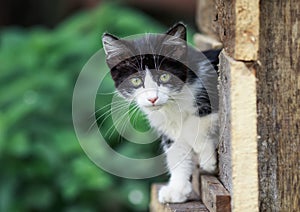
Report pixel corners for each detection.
[102,23,220,203]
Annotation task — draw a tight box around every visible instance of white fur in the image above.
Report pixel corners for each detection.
[135,69,169,108]
[133,71,218,203]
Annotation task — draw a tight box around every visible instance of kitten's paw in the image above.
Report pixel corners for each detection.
[158,182,192,203]
[201,158,218,174]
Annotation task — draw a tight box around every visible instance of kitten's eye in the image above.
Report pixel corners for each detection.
[159,73,171,83]
[130,77,143,87]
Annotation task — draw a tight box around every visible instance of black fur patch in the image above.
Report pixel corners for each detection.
[110,54,188,90]
[194,87,213,116]
[202,49,221,75]
[161,135,174,151]
[188,49,221,117]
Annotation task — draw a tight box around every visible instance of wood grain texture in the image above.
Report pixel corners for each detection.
[218,49,233,195]
[215,0,259,61]
[257,0,300,211]
[150,184,208,212]
[219,51,259,212]
[201,175,231,212]
[215,0,235,58]
[196,0,219,39]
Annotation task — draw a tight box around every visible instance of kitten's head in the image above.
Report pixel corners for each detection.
[102,23,189,111]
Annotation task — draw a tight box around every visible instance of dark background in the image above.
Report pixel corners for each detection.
[0,0,197,28]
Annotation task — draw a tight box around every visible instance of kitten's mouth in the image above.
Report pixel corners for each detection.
[144,104,163,110]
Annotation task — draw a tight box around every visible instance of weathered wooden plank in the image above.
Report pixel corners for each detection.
[218,51,258,212]
[257,1,300,211]
[196,0,219,39]
[194,33,223,51]
[218,53,233,195]
[150,184,208,212]
[192,166,201,196]
[198,0,300,211]
[215,0,259,61]
[201,175,231,212]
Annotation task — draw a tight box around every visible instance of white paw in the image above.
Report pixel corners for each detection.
[201,157,217,174]
[158,182,192,203]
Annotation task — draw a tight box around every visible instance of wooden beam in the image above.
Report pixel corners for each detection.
[196,0,219,39]
[257,1,300,211]
[215,0,259,61]
[218,51,258,212]
[201,175,231,212]
[197,0,300,211]
[150,184,208,212]
[218,52,233,194]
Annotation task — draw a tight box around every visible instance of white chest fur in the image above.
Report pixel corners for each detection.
[145,100,218,149]
[132,70,218,149]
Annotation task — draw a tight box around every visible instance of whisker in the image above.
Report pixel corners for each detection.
[116,106,138,143]
[105,106,137,139]
[91,100,129,119]
[133,110,141,127]
[117,105,140,142]
[132,107,142,128]
[96,90,119,95]
[157,56,167,71]
[89,100,128,118]
[88,102,132,132]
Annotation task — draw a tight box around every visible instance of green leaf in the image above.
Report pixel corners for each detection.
[6,131,30,157]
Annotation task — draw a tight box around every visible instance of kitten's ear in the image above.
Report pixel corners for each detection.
[165,22,187,41]
[102,33,132,68]
[163,23,187,60]
[102,33,121,55]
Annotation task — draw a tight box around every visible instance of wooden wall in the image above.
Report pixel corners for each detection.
[196,0,300,211]
[257,1,300,210]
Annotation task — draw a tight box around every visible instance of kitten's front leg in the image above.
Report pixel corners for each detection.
[198,137,218,174]
[158,142,193,203]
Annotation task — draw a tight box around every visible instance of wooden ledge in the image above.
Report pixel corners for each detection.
[150,184,208,212]
[201,175,231,212]
[150,175,231,212]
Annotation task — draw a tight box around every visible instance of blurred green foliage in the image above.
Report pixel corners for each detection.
[0,2,194,211]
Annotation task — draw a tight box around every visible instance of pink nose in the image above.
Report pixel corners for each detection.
[148,97,158,104]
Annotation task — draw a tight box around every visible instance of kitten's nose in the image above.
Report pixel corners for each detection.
[148,97,158,104]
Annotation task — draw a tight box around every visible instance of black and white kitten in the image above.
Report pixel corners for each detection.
[102,23,220,203]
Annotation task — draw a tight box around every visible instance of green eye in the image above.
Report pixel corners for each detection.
[130,77,142,87]
[160,73,171,83]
